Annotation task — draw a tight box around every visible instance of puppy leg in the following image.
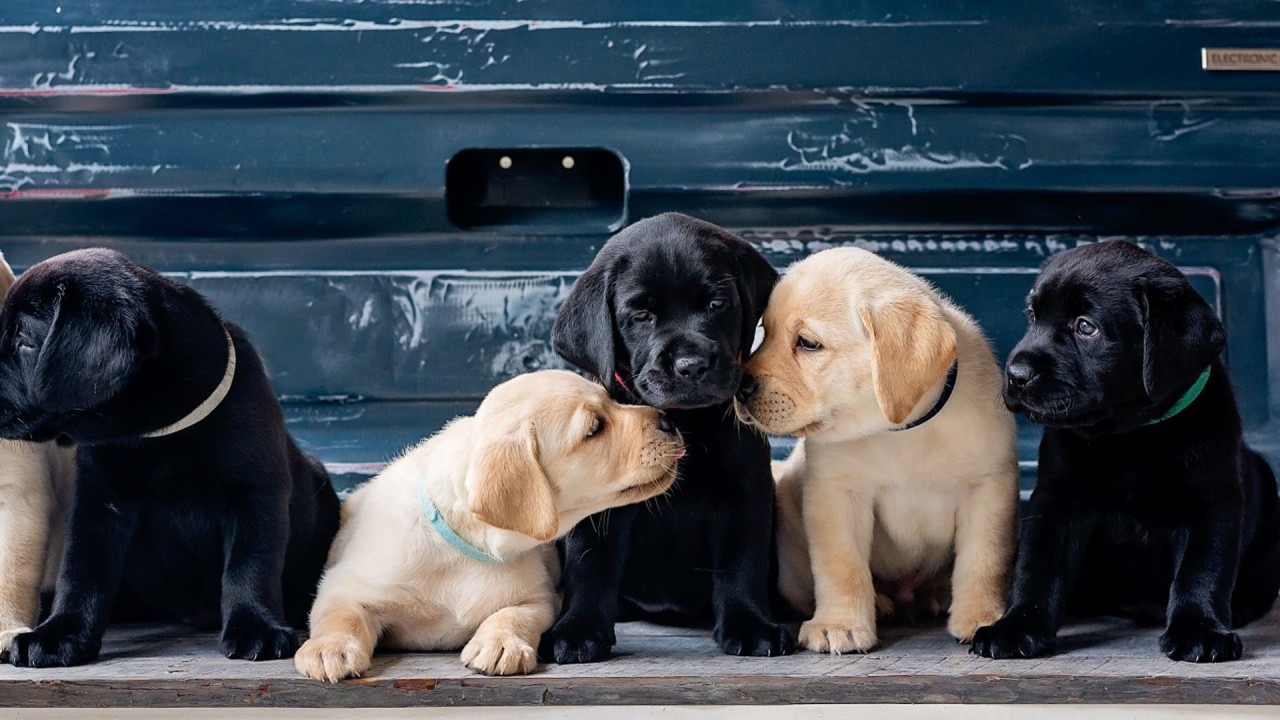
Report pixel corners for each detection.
[0,474,54,653]
[541,507,635,664]
[798,481,877,654]
[294,596,380,683]
[1159,501,1244,663]
[948,475,1018,642]
[774,447,815,616]
[462,597,556,676]
[970,481,1096,660]
[219,489,298,661]
[708,470,795,657]
[9,480,140,668]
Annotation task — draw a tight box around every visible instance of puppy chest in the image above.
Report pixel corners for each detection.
[869,490,957,578]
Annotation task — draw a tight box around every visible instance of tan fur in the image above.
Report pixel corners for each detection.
[295,370,681,682]
[737,247,1018,653]
[0,252,77,654]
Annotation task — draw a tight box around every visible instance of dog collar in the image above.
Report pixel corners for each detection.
[418,483,504,564]
[1145,366,1212,426]
[893,361,959,432]
[142,327,237,439]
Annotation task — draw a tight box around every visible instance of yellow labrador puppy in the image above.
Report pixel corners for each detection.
[0,253,76,652]
[736,247,1018,653]
[295,369,682,681]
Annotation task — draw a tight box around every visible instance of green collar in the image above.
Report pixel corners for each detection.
[419,483,504,564]
[1145,367,1212,426]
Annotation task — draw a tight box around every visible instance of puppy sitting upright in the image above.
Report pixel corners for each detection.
[972,240,1280,663]
[295,370,682,682]
[0,248,340,667]
[544,212,793,662]
[737,247,1019,653]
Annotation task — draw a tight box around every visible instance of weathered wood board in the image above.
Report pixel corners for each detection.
[1,616,1278,707]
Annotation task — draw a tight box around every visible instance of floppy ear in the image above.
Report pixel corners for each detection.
[859,295,958,425]
[729,239,779,354]
[552,257,618,387]
[1136,276,1225,400]
[32,284,146,409]
[0,253,16,298]
[466,426,558,542]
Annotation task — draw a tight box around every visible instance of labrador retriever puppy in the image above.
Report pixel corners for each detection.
[971,240,1280,663]
[0,253,76,653]
[295,370,682,682]
[0,248,340,667]
[544,212,793,662]
[737,247,1019,653]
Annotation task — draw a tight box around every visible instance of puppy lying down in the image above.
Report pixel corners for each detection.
[737,247,1019,653]
[296,370,683,681]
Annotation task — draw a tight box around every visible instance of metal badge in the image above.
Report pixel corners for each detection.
[1202,48,1280,71]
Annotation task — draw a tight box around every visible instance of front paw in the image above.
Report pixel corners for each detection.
[1160,616,1242,663]
[538,619,616,664]
[798,616,877,654]
[969,611,1056,659]
[294,634,372,682]
[714,613,795,657]
[463,631,538,676]
[220,611,299,661]
[8,615,99,667]
[948,597,1006,643]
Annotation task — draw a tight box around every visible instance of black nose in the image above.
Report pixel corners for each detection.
[1006,360,1038,391]
[737,374,759,402]
[657,413,676,434]
[673,355,711,379]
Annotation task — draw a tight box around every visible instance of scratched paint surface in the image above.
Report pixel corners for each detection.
[0,1,1277,492]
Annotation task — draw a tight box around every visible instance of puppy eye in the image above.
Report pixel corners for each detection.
[631,310,654,324]
[796,336,822,351]
[586,415,604,439]
[1024,306,1035,322]
[15,336,35,352]
[708,299,725,312]
[1073,317,1099,338]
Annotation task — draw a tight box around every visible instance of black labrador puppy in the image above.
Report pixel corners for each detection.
[543,212,794,662]
[0,248,340,667]
[971,240,1280,663]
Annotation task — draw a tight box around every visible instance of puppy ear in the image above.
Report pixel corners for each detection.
[859,296,958,425]
[552,258,618,388]
[0,252,16,298]
[466,427,558,542]
[33,284,148,409]
[1136,276,1225,400]
[730,239,779,354]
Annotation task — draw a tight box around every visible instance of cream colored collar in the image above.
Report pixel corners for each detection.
[142,327,237,439]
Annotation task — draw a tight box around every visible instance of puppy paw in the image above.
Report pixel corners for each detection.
[0,626,31,662]
[1160,617,1242,663]
[463,631,538,676]
[714,613,795,657]
[948,598,1006,643]
[220,611,299,661]
[539,620,615,665]
[8,615,99,667]
[294,634,372,683]
[798,616,877,654]
[875,593,896,619]
[969,611,1056,659]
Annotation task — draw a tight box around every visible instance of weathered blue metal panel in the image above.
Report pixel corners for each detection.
[0,2,1276,493]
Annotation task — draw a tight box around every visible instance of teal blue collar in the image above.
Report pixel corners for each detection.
[1146,367,1212,426]
[419,484,504,564]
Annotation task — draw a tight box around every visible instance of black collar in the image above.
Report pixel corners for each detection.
[892,361,959,432]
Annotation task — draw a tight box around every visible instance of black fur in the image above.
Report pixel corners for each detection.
[543,212,794,662]
[0,248,339,667]
[971,240,1280,663]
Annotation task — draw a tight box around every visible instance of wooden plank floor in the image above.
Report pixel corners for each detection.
[1,616,1278,708]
